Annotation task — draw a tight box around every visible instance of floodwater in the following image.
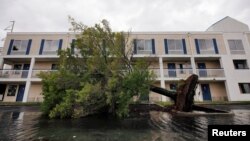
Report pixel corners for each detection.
[0,105,250,141]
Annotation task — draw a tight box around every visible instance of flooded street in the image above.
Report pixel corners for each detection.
[0,105,250,141]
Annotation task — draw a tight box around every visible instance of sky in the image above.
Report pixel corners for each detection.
[0,0,250,47]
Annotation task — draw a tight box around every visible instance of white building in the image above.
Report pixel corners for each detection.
[0,16,250,102]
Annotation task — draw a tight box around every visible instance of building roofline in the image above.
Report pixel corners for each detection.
[206,16,249,31]
[7,31,225,35]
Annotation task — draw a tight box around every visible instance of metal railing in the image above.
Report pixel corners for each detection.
[42,50,58,55]
[27,97,43,102]
[149,68,161,78]
[168,50,185,54]
[10,50,26,55]
[199,50,216,54]
[0,70,29,78]
[136,50,153,54]
[163,68,193,78]
[196,69,225,77]
[230,50,245,54]
[31,70,57,78]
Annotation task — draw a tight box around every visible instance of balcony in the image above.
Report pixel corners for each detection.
[137,50,153,55]
[230,50,245,54]
[0,69,58,80]
[164,68,193,78]
[0,69,29,78]
[168,50,185,55]
[149,68,160,78]
[10,50,26,55]
[196,69,225,78]
[31,70,57,78]
[42,50,58,55]
[199,50,216,55]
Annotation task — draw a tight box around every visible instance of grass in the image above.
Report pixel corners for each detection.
[0,102,41,106]
[155,101,174,107]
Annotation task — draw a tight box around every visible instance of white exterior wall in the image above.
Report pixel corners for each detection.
[222,32,250,101]
[1,17,250,102]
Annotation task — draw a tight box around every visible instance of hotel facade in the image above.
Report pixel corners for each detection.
[1,16,250,102]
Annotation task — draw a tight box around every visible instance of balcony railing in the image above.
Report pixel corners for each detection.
[230,50,245,54]
[196,69,225,77]
[199,50,216,54]
[0,70,29,78]
[137,50,153,55]
[164,68,193,78]
[10,50,26,55]
[27,97,43,102]
[168,50,185,54]
[42,50,58,55]
[149,68,160,78]
[31,70,57,78]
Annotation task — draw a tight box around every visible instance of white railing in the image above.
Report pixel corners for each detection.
[27,97,43,102]
[42,50,58,55]
[199,50,216,54]
[137,50,153,54]
[149,68,160,78]
[10,51,26,55]
[196,69,225,77]
[230,50,245,54]
[212,96,228,101]
[0,70,29,78]
[164,69,193,78]
[168,50,185,54]
[31,70,57,78]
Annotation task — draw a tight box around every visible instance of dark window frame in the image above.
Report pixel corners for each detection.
[239,83,250,94]
[233,60,249,69]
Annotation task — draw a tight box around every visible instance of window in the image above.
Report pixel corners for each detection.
[228,40,245,54]
[179,64,184,74]
[239,83,250,93]
[7,85,17,96]
[136,39,153,54]
[11,40,28,54]
[233,60,249,69]
[13,64,22,74]
[51,64,58,70]
[170,84,177,91]
[43,40,59,53]
[197,39,215,54]
[168,39,184,54]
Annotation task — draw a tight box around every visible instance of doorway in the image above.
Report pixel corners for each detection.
[201,84,212,101]
[0,84,7,101]
[16,85,25,102]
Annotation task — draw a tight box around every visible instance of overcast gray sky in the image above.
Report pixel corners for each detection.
[0,0,250,46]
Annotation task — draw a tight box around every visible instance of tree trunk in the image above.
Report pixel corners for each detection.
[150,74,198,112]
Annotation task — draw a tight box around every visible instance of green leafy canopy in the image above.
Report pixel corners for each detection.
[40,18,155,119]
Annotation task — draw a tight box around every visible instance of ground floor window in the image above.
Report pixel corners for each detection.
[239,83,250,94]
[7,85,17,96]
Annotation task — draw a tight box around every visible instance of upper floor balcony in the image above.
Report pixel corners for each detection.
[164,68,193,78]
[196,68,225,78]
[0,69,29,79]
[0,68,225,81]
[31,70,56,78]
[0,69,56,81]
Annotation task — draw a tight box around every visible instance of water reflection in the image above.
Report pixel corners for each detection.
[0,105,250,141]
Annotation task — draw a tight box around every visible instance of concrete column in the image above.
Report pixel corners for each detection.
[190,57,196,74]
[23,57,35,102]
[0,58,4,69]
[159,57,164,79]
[28,57,35,78]
[159,57,168,101]
[22,81,30,102]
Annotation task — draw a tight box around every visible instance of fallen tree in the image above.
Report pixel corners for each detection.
[150,74,198,112]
